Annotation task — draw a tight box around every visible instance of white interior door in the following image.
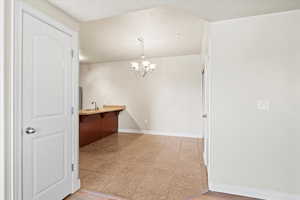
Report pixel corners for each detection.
[22,12,73,200]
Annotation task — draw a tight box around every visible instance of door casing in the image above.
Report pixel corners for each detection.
[12,2,80,200]
[203,58,212,190]
[0,0,6,199]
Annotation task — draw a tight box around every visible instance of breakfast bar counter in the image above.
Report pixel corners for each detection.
[79,105,126,116]
[79,105,126,147]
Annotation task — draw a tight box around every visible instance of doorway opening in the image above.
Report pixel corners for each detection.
[72,6,210,200]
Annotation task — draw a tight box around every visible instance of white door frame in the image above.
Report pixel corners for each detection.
[202,66,208,166]
[204,60,213,189]
[205,40,213,191]
[12,2,80,200]
[0,0,6,199]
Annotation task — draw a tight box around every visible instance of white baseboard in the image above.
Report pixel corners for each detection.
[210,184,300,200]
[119,128,203,138]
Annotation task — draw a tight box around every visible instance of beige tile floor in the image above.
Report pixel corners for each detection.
[77,133,257,200]
[66,190,126,200]
[79,133,207,200]
[192,192,259,200]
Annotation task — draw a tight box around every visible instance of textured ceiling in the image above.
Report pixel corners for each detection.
[47,0,300,63]
[48,0,300,22]
[79,6,206,63]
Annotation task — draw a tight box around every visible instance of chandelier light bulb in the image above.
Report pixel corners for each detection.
[149,64,156,69]
[142,60,150,67]
[131,62,139,69]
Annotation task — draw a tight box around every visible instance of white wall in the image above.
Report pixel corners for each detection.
[209,11,300,199]
[21,0,79,31]
[80,55,203,138]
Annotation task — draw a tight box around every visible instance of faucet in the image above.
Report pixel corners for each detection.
[91,101,99,110]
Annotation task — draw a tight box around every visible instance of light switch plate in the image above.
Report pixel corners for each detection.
[257,100,270,111]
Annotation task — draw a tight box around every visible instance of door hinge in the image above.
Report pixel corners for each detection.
[71,106,74,115]
[71,49,74,58]
[71,164,75,172]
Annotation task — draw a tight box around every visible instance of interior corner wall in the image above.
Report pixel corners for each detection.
[209,10,300,198]
[80,55,203,138]
[20,0,79,31]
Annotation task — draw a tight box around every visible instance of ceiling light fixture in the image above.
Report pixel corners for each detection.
[130,37,156,78]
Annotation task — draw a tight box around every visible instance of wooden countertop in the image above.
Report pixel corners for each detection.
[79,105,126,116]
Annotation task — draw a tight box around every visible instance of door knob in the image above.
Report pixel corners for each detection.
[25,127,36,134]
[202,114,208,118]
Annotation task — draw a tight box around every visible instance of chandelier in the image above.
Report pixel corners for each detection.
[130,38,156,78]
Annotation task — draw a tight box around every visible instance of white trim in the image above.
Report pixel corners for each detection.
[13,2,80,200]
[210,184,300,200]
[71,30,81,193]
[200,23,213,188]
[212,9,300,24]
[206,23,213,189]
[201,61,209,166]
[14,3,23,200]
[0,0,6,199]
[119,128,203,138]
